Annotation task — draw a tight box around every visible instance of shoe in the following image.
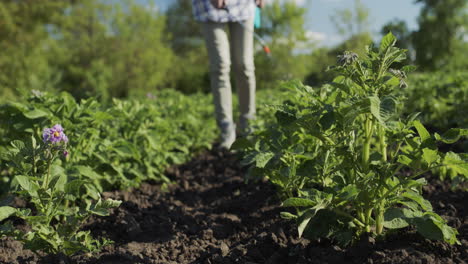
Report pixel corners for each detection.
[219,121,236,150]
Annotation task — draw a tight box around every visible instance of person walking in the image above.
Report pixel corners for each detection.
[192,0,264,149]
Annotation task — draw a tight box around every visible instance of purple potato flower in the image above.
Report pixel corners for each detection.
[146,92,156,100]
[43,124,69,145]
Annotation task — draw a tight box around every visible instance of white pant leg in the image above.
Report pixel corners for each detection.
[201,21,233,129]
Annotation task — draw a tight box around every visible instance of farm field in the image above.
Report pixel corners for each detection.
[0,51,467,263]
[0,150,466,264]
[1,1,467,264]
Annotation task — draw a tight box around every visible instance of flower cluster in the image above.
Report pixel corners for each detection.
[42,125,69,158]
[337,51,359,66]
[43,124,69,144]
[388,68,408,89]
[31,89,45,98]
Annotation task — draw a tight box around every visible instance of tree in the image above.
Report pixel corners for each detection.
[329,0,372,56]
[330,0,370,39]
[0,1,72,99]
[255,0,311,88]
[301,0,374,86]
[165,0,204,55]
[0,0,175,100]
[164,0,210,93]
[413,0,468,70]
[54,0,174,99]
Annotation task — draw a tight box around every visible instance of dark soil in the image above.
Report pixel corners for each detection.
[1,150,467,264]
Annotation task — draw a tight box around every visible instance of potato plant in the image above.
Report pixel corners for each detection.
[0,89,217,194]
[0,127,121,257]
[237,33,467,245]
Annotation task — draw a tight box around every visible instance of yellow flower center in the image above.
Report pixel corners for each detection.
[53,131,60,137]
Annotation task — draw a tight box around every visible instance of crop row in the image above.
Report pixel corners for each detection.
[236,33,468,246]
[0,89,219,256]
[404,70,468,133]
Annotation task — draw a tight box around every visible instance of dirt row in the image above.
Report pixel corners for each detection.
[0,149,467,264]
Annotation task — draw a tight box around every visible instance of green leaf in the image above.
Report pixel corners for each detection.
[443,152,468,176]
[297,208,320,237]
[397,154,413,166]
[380,96,398,121]
[380,32,396,52]
[402,191,433,211]
[337,184,359,201]
[400,207,423,218]
[65,180,86,195]
[282,198,316,207]
[240,152,258,167]
[412,212,458,244]
[343,98,370,125]
[435,128,468,144]
[422,148,439,166]
[49,174,67,192]
[101,198,122,210]
[0,206,17,221]
[330,82,350,94]
[280,212,298,220]
[383,208,409,229]
[63,240,86,256]
[10,140,26,151]
[15,176,36,194]
[413,120,430,142]
[401,65,417,74]
[414,216,445,241]
[89,199,122,216]
[255,152,275,168]
[289,194,331,238]
[274,104,298,125]
[23,109,50,119]
[74,165,101,180]
[397,201,420,213]
[407,112,420,123]
[111,141,139,158]
[0,221,15,235]
[369,96,384,124]
[7,102,28,112]
[319,111,335,130]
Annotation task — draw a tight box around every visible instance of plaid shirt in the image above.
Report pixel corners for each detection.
[192,0,255,23]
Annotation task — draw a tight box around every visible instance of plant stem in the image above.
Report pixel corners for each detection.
[378,125,387,162]
[44,160,51,189]
[362,117,373,172]
[375,165,442,206]
[357,209,365,223]
[32,145,36,178]
[365,207,373,233]
[375,201,385,234]
[334,208,366,228]
[389,141,402,162]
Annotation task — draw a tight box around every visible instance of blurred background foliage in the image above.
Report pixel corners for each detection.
[0,0,467,101]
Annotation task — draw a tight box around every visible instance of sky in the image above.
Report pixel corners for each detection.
[149,0,423,47]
